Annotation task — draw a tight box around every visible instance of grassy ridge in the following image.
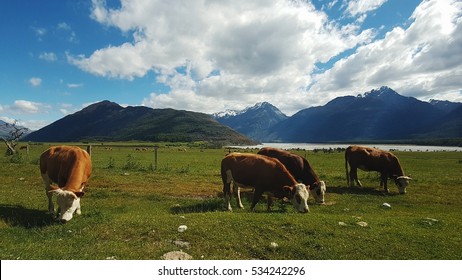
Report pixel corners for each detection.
[0,143,461,259]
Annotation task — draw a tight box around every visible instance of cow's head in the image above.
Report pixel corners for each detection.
[394,176,412,194]
[49,188,84,222]
[284,183,310,213]
[310,181,326,204]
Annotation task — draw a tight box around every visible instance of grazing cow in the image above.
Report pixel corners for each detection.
[40,146,92,222]
[258,147,326,204]
[345,145,411,194]
[221,153,310,213]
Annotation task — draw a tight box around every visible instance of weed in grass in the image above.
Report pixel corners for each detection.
[106,157,116,169]
[122,154,141,170]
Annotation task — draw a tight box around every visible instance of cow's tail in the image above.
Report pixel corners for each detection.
[345,151,349,187]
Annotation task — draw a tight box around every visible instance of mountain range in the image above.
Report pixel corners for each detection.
[213,86,462,142]
[24,101,256,145]
[13,86,462,144]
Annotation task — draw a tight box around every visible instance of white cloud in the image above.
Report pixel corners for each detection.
[69,0,461,115]
[346,0,388,17]
[39,52,58,62]
[32,27,47,40]
[57,22,71,31]
[0,116,17,124]
[28,77,42,87]
[310,0,462,104]
[67,83,84,88]
[10,100,48,114]
[69,0,373,114]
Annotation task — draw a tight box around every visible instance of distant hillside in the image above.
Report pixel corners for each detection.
[212,102,288,141]
[213,86,462,143]
[417,104,462,138]
[24,101,256,145]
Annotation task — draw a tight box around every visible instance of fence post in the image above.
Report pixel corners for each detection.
[154,145,159,170]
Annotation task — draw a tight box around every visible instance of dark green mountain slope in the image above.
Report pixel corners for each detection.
[24,101,256,145]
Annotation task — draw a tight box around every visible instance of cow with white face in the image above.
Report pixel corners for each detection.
[345,145,411,194]
[221,153,310,213]
[40,146,92,222]
[258,147,327,204]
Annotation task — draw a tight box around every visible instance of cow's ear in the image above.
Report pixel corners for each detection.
[75,191,85,198]
[282,186,294,197]
[48,184,60,191]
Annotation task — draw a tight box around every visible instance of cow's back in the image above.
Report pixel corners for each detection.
[40,146,92,188]
[258,147,319,185]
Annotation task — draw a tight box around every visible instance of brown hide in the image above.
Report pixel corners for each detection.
[40,146,92,195]
[221,153,297,198]
[345,145,406,192]
[257,147,320,186]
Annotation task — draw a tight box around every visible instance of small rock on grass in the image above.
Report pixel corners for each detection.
[161,251,193,260]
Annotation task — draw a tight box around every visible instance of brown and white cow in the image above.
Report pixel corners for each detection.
[258,147,326,204]
[221,152,310,213]
[40,146,92,222]
[345,145,411,194]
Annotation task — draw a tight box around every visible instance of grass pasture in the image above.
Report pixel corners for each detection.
[1,143,461,260]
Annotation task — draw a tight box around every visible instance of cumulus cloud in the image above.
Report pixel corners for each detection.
[345,0,388,17]
[69,0,373,114]
[311,0,462,103]
[69,0,462,114]
[29,77,42,87]
[10,100,49,114]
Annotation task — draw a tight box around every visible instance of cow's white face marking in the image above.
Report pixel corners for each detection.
[311,181,326,204]
[52,189,81,222]
[292,183,310,213]
[395,176,411,194]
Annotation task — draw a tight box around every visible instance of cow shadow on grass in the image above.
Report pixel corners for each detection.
[327,185,400,196]
[170,198,224,214]
[170,191,294,214]
[0,204,54,228]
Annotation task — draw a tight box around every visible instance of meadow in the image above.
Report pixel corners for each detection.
[1,142,461,260]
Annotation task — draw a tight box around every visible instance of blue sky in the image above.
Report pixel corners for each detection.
[1,0,461,130]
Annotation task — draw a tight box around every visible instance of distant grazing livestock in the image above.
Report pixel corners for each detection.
[221,153,310,213]
[345,145,411,194]
[258,147,326,204]
[40,146,92,222]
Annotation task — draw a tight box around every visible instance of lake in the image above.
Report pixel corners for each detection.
[229,143,462,152]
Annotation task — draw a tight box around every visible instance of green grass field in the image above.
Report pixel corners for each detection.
[1,143,461,260]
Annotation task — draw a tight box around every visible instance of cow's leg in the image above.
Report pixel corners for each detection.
[234,184,244,209]
[41,173,54,213]
[223,183,232,211]
[266,193,274,212]
[223,170,233,211]
[75,198,81,215]
[381,173,389,192]
[350,168,362,187]
[250,188,264,211]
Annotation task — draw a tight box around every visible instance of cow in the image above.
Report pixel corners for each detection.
[257,147,326,204]
[39,146,92,222]
[345,145,411,194]
[221,152,310,213]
